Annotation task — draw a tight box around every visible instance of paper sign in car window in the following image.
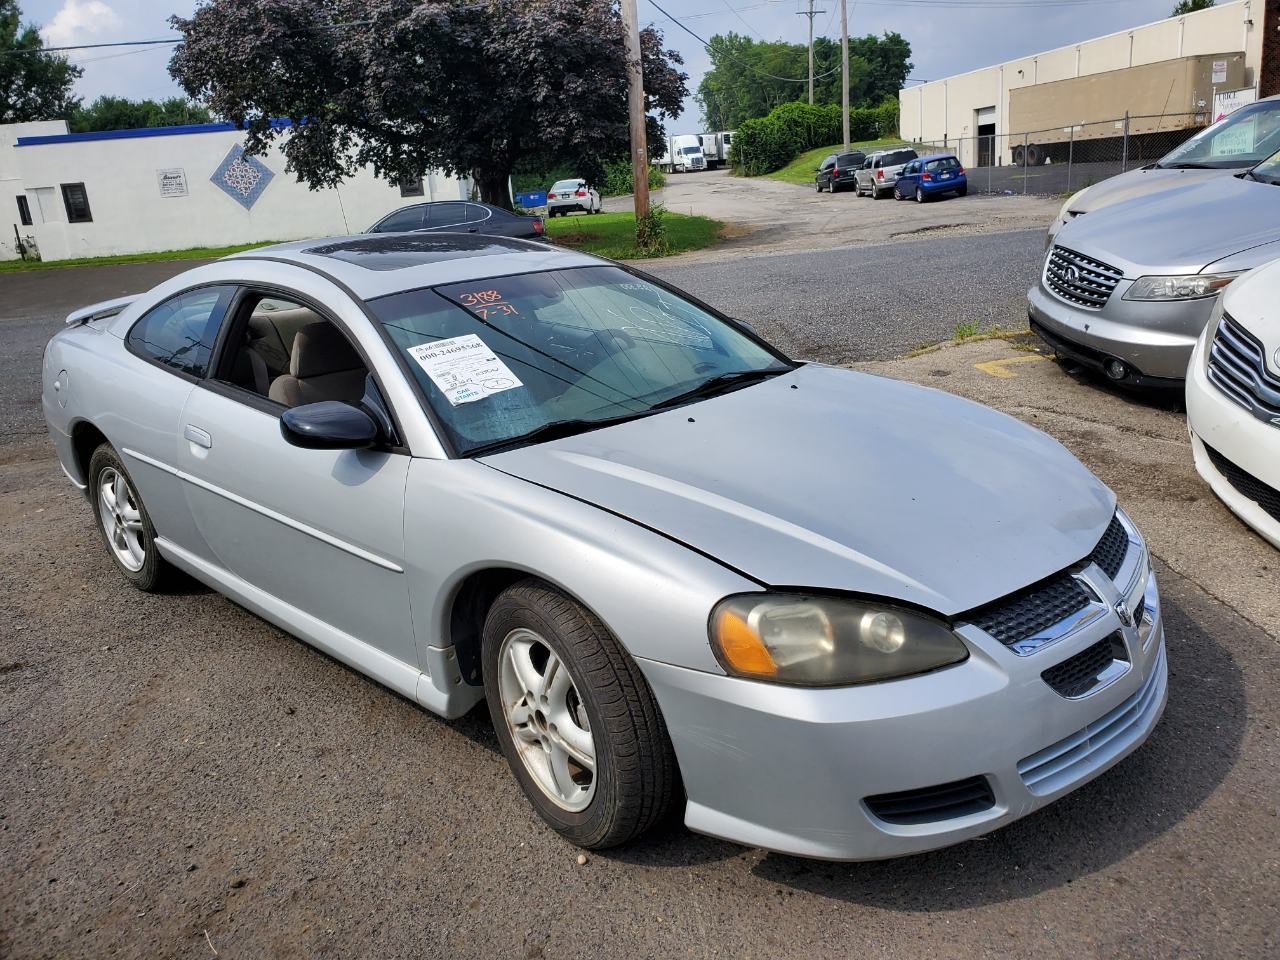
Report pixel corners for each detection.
[1213,119,1255,157]
[407,334,524,405]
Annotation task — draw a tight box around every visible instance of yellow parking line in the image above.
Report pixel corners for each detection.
[974,355,1050,379]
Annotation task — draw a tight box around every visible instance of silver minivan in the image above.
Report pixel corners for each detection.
[855,148,919,199]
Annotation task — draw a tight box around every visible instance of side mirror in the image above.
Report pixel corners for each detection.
[281,401,380,450]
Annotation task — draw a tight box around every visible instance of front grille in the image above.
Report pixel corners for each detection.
[1019,645,1166,795]
[1207,313,1280,420]
[1045,246,1123,309]
[1205,443,1280,523]
[968,574,1091,647]
[864,776,995,825]
[1088,513,1129,580]
[1041,633,1125,698]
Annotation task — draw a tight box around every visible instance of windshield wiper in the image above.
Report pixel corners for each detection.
[649,367,789,411]
[1157,161,1218,169]
[468,410,654,457]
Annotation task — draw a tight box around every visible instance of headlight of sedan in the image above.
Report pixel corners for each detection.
[710,594,968,686]
[1057,188,1086,223]
[1123,272,1243,301]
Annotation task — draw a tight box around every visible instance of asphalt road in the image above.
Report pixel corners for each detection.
[3,221,1277,958]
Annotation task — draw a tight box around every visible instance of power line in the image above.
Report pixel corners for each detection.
[649,0,842,84]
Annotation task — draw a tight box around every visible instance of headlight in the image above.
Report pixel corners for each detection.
[1123,272,1243,301]
[709,594,968,686]
[1057,188,1086,223]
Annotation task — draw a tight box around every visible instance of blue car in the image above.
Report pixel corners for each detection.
[894,154,968,202]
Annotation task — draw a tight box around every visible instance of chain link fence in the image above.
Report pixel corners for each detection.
[911,112,1209,197]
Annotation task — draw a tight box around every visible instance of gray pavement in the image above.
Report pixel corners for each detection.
[2,185,1277,958]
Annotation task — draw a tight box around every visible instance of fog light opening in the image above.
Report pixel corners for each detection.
[1104,358,1128,381]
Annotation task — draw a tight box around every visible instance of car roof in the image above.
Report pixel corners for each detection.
[227,233,603,301]
[918,153,958,162]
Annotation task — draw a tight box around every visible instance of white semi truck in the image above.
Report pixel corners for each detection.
[657,134,707,173]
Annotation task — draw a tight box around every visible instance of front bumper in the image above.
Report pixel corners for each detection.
[1186,331,1280,549]
[1028,277,1210,382]
[639,564,1167,860]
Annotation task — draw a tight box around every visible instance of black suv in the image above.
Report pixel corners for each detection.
[815,151,866,193]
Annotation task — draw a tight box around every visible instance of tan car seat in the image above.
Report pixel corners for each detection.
[268,321,368,407]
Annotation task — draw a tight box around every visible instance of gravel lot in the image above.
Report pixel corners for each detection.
[3,176,1277,959]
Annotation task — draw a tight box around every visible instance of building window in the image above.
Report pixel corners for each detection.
[61,183,92,223]
[16,196,32,226]
[399,178,425,197]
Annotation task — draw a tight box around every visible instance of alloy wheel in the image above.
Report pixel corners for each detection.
[497,627,597,812]
[97,466,146,572]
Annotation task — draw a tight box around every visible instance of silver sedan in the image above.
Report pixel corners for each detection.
[1030,149,1280,387]
[43,233,1166,859]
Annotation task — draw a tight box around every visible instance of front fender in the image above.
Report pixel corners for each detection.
[403,457,759,677]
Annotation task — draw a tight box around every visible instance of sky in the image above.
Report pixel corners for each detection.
[23,0,1192,125]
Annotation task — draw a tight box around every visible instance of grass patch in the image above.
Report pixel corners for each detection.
[0,241,277,273]
[953,320,982,341]
[545,210,724,259]
[765,139,929,186]
[904,324,1032,358]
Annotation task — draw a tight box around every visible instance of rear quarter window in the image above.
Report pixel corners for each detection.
[126,286,236,379]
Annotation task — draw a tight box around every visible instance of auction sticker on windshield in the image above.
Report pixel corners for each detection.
[407,334,523,405]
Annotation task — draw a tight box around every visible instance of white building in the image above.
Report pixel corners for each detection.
[899,0,1267,168]
[2,119,470,262]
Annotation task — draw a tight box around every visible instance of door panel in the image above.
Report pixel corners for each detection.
[175,384,416,666]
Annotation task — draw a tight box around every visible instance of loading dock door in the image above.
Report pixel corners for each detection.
[976,106,997,168]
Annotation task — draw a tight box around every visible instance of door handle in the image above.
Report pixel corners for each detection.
[468,227,478,233]
[184,425,212,449]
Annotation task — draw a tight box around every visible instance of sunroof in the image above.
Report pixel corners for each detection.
[305,233,536,271]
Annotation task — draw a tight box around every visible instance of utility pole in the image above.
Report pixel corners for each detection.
[839,0,849,151]
[620,0,650,221]
[796,0,825,105]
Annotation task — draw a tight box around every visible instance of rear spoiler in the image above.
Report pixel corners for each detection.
[65,294,140,327]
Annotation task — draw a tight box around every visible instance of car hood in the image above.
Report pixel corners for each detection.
[1222,258,1280,373]
[482,365,1114,615]
[1068,165,1236,217]
[1055,174,1280,277]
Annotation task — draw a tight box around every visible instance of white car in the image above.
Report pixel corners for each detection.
[1186,257,1280,549]
[546,179,601,217]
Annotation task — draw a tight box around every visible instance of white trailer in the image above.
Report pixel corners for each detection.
[697,131,735,169]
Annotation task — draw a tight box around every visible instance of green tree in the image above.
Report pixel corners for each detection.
[0,0,81,124]
[696,31,910,130]
[169,0,687,209]
[1171,0,1214,14]
[68,96,212,133]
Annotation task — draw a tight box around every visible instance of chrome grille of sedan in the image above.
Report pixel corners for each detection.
[1206,312,1280,424]
[1045,246,1123,310]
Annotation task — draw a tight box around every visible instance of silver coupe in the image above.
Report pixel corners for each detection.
[42,233,1167,859]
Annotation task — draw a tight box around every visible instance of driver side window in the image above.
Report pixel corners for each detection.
[216,292,369,409]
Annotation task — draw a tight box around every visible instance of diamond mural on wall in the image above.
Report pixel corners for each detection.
[210,145,274,210]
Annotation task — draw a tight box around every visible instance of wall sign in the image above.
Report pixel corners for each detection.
[210,145,275,210]
[157,168,188,198]
[1212,60,1228,84]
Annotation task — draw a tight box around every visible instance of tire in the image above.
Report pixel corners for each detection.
[816,180,824,192]
[482,579,678,849]
[957,184,968,197]
[915,185,926,203]
[88,443,173,592]
[873,185,884,199]
[1012,144,1025,167]
[1026,144,1042,167]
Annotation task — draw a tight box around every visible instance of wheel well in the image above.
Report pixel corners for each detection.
[448,568,529,686]
[71,421,109,484]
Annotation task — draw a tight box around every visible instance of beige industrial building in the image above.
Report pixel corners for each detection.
[899,0,1269,167]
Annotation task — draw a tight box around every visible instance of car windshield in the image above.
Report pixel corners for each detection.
[371,266,792,455]
[682,146,702,155]
[551,181,581,191]
[1245,149,1280,185]
[882,150,917,166]
[837,153,860,165]
[1157,100,1280,168]
[926,157,960,172]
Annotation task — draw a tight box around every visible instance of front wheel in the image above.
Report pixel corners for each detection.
[88,443,174,591]
[483,580,678,849]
